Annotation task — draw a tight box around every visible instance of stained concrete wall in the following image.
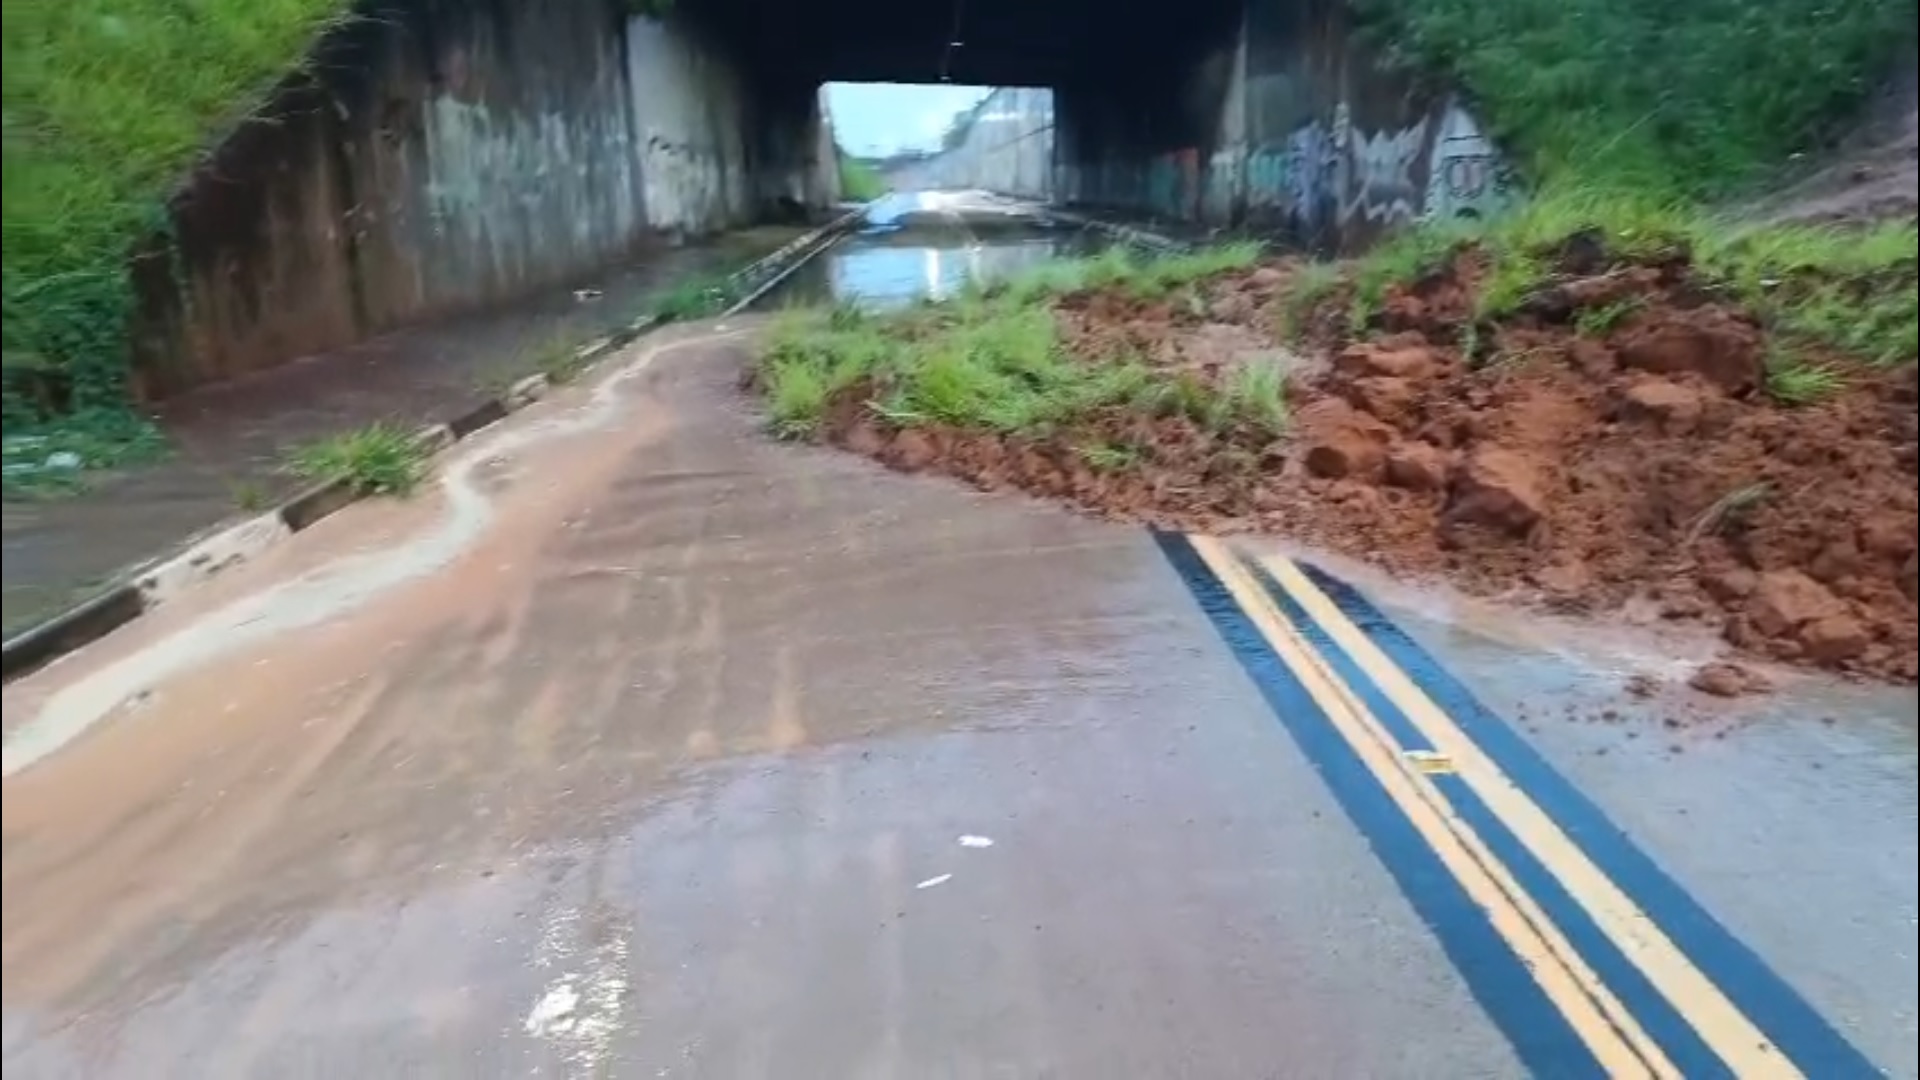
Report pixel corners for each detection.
[131,0,835,399]
[1054,0,1518,250]
[889,88,1056,197]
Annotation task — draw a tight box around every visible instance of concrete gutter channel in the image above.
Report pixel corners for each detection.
[0,207,869,684]
[0,201,1187,683]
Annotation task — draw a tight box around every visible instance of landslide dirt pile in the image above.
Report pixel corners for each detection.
[1267,255,1918,684]
[800,254,1918,684]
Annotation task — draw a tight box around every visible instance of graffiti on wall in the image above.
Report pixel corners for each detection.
[1421,102,1518,221]
[1332,103,1428,224]
[1238,97,1514,235]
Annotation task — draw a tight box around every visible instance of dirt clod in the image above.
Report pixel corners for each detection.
[1384,441,1452,491]
[1614,307,1765,395]
[1617,379,1705,434]
[1446,447,1547,536]
[1299,401,1394,481]
[1745,570,1847,638]
[1336,342,1443,381]
[1688,661,1774,698]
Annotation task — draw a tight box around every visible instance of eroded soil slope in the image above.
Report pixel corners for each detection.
[779,254,1918,684]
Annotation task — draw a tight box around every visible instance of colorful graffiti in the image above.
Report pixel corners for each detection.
[1233,96,1514,237]
[1333,104,1429,224]
[1056,98,1515,238]
[1422,102,1518,221]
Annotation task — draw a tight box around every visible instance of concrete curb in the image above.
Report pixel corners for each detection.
[1,207,865,684]
[1040,208,1192,254]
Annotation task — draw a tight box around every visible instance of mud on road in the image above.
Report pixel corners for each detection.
[785,252,1919,686]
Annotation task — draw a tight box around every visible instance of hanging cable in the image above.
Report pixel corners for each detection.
[938,0,967,81]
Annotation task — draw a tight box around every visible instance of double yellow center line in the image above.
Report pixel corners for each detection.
[1185,535,1803,1079]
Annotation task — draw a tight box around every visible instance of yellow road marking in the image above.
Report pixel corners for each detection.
[1252,550,1801,1079]
[1188,537,1677,1078]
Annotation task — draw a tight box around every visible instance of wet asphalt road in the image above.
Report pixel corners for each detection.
[3,250,1917,1075]
[1,226,808,637]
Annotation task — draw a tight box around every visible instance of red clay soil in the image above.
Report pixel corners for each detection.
[809,258,1919,685]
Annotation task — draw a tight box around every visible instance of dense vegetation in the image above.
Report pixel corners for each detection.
[1355,0,1917,196]
[1338,0,1920,390]
[3,0,354,411]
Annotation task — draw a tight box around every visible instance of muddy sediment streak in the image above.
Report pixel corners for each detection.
[792,260,1919,684]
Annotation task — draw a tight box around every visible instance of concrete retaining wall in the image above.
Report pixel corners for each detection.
[890,88,1055,198]
[130,0,836,399]
[1054,0,1519,250]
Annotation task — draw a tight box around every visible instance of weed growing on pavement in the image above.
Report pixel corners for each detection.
[285,423,427,497]
[227,477,271,511]
[527,332,599,384]
[650,274,742,323]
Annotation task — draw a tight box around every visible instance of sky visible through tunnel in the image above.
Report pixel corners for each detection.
[826,82,993,156]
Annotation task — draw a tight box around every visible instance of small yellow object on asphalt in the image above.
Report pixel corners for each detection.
[1403,749,1457,775]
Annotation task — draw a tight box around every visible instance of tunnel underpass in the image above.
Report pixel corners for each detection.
[133,0,1518,396]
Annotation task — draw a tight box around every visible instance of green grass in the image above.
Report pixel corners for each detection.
[227,476,271,511]
[1354,0,1916,198]
[285,422,428,497]
[4,0,357,418]
[1348,223,1475,331]
[838,153,889,202]
[1573,298,1644,337]
[650,273,742,322]
[993,242,1264,306]
[1339,0,1917,379]
[758,245,1284,443]
[1343,182,1919,370]
[1219,361,1290,436]
[525,332,599,384]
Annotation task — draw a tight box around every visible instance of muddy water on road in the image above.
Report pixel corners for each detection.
[1,321,1516,1077]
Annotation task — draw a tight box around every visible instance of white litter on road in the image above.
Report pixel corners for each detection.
[525,982,581,1036]
[915,874,953,890]
[957,835,994,848]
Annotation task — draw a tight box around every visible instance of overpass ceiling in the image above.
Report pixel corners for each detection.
[691,0,1245,87]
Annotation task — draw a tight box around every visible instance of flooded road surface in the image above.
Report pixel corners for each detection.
[1,226,809,639]
[764,191,1113,310]
[1,210,1914,1076]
